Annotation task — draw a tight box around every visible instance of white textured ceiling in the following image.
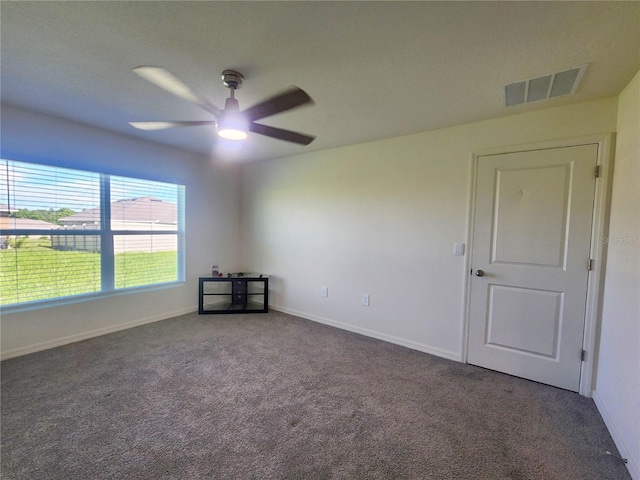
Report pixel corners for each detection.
[1,1,639,162]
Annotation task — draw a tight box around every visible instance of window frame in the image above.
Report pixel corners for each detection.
[0,158,186,313]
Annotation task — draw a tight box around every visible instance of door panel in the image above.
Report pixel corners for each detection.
[492,165,570,267]
[468,145,597,391]
[486,285,562,358]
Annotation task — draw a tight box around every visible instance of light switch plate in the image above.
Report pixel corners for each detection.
[454,242,465,256]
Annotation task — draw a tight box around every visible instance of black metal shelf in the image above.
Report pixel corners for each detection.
[199,274,269,314]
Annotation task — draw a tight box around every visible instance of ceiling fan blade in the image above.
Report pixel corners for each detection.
[249,122,315,145]
[129,121,216,131]
[242,87,314,122]
[133,66,220,116]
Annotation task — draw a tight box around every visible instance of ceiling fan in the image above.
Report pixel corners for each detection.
[129,67,316,145]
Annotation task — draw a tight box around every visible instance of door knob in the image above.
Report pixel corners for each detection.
[475,269,485,277]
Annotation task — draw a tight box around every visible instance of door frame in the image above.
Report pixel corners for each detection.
[461,134,615,397]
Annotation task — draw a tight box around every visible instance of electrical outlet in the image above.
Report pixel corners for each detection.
[361,294,370,306]
[321,287,328,298]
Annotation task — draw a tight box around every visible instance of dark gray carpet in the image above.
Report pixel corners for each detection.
[1,311,630,479]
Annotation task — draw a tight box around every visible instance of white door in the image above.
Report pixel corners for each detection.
[467,144,598,392]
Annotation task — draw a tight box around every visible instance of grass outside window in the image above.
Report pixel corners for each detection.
[1,237,178,306]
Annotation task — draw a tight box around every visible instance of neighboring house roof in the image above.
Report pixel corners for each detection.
[59,196,177,224]
[0,217,58,230]
[0,203,18,217]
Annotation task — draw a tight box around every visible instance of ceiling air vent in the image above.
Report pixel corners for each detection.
[504,64,587,107]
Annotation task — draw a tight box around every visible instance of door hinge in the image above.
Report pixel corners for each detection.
[595,165,600,178]
[588,259,594,271]
[581,350,586,362]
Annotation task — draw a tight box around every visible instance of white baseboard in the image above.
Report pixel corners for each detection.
[593,390,639,480]
[271,305,461,362]
[0,306,198,361]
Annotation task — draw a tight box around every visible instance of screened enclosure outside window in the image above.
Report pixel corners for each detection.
[0,159,185,308]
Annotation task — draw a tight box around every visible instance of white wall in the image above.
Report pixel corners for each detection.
[240,98,618,361]
[0,105,241,358]
[593,72,640,479]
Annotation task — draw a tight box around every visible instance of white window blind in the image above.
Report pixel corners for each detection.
[0,159,185,308]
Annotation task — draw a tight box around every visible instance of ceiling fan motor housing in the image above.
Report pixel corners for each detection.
[222,70,243,90]
[224,97,241,111]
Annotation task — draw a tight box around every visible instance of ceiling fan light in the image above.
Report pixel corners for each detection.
[217,110,248,140]
[218,128,248,140]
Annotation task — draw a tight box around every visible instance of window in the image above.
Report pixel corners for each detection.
[0,159,185,308]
